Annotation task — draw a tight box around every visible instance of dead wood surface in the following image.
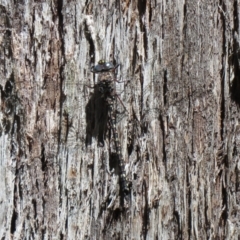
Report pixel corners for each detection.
[0,0,240,239]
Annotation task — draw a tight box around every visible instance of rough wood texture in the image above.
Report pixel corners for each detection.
[1,0,240,239]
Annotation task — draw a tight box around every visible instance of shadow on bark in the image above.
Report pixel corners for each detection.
[85,85,109,146]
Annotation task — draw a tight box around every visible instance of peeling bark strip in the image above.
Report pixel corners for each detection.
[1,0,240,239]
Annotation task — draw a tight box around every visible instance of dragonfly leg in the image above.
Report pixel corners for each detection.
[114,91,129,114]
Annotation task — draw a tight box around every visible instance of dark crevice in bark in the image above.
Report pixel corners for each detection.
[221,162,228,227]
[41,227,46,240]
[111,208,121,222]
[89,200,94,237]
[159,114,166,164]
[163,69,167,106]
[138,0,146,18]
[55,0,66,154]
[10,182,18,234]
[41,143,47,172]
[3,74,22,158]
[143,25,148,60]
[0,8,13,62]
[0,93,13,138]
[140,69,147,135]
[84,20,95,62]
[58,161,62,210]
[78,154,83,202]
[32,199,37,219]
[142,179,149,240]
[42,196,46,232]
[161,1,164,40]
[102,209,122,235]
[132,29,138,75]
[112,37,116,61]
[173,210,182,239]
[187,163,191,239]
[65,216,68,233]
[233,0,239,32]
[235,165,240,204]
[127,129,134,155]
[218,4,229,224]
[219,0,226,140]
[136,144,141,163]
[1,74,14,104]
[36,178,39,192]
[204,188,210,237]
[183,1,187,20]
[13,114,22,156]
[18,174,23,200]
[74,5,78,44]
[191,115,194,166]
[10,210,17,234]
[109,152,118,173]
[149,2,152,23]
[32,8,37,71]
[13,114,21,135]
[2,118,11,134]
[182,0,187,88]
[230,0,240,106]
[42,74,47,90]
[219,145,229,225]
[31,227,35,239]
[84,0,89,9]
[4,79,14,96]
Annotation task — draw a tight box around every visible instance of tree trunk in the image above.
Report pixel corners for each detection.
[1,0,240,239]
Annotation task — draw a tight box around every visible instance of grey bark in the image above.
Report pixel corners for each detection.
[0,0,240,239]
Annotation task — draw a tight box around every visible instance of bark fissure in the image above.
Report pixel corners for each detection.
[1,1,239,239]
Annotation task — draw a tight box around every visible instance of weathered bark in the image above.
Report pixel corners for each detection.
[1,0,240,239]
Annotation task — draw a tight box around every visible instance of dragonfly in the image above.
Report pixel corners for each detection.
[85,60,131,198]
